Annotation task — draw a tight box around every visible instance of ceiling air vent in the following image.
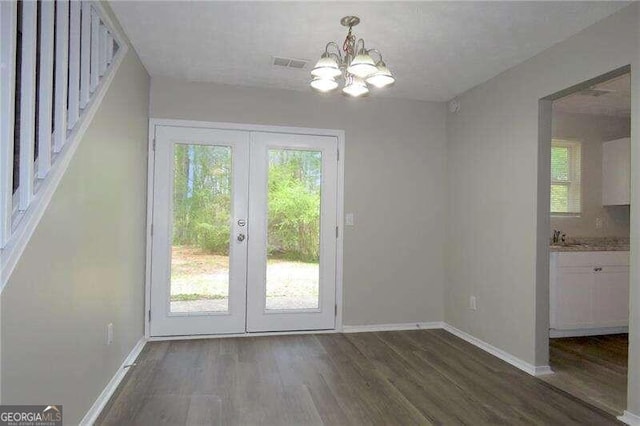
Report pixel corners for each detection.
[272,56,309,70]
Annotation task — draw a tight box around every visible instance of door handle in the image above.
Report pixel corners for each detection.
[237,233,246,242]
[594,267,603,272]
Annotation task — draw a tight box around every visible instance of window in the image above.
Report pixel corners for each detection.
[1,1,125,286]
[551,140,581,214]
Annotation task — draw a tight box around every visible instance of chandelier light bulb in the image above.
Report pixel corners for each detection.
[311,54,342,79]
[347,52,378,78]
[311,77,339,92]
[342,76,369,97]
[366,61,395,88]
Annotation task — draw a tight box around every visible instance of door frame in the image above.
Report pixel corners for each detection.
[536,66,632,369]
[144,118,345,339]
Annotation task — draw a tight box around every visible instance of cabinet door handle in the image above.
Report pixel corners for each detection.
[594,267,603,272]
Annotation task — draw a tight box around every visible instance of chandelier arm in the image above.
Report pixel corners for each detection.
[367,49,383,64]
[355,38,366,55]
[328,53,341,62]
[325,42,343,63]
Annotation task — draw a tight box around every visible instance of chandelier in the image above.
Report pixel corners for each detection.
[310,16,395,97]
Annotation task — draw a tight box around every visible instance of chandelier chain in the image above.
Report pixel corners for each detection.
[343,26,355,58]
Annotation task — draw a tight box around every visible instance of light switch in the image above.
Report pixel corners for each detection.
[345,213,354,226]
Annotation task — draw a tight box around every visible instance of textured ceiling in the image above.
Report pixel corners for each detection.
[110,1,630,102]
[554,73,631,117]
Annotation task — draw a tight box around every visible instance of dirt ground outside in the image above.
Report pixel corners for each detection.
[170,246,319,312]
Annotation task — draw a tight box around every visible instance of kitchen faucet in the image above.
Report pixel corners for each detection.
[552,230,566,245]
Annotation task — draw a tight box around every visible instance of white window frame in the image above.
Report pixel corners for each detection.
[0,1,129,291]
[551,139,582,216]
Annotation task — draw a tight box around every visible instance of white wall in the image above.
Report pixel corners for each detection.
[0,11,150,425]
[445,1,638,372]
[150,78,447,326]
[551,111,630,238]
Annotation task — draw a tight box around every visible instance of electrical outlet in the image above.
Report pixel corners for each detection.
[595,217,603,229]
[345,213,354,226]
[107,323,114,345]
[469,296,477,311]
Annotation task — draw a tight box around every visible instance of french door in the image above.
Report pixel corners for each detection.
[149,125,338,337]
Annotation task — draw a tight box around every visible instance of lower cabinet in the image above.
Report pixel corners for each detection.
[550,252,629,336]
[553,266,595,330]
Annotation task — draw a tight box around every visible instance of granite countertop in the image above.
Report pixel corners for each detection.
[550,237,630,252]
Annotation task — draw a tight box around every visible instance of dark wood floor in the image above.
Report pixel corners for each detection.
[97,330,620,425]
[541,334,628,417]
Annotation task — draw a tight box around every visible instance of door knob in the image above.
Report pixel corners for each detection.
[237,233,246,242]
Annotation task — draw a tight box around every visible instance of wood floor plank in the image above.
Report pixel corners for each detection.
[347,331,514,425]
[541,334,628,416]
[185,395,222,426]
[267,336,351,425]
[402,330,617,425]
[131,394,191,425]
[97,331,622,426]
[377,330,542,425]
[316,333,432,425]
[148,340,206,396]
[95,341,170,425]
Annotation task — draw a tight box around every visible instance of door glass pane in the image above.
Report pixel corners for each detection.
[170,144,232,313]
[266,149,322,310]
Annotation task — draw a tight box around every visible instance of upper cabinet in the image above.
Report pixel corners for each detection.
[602,137,630,206]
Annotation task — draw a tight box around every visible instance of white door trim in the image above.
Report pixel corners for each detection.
[145,118,345,338]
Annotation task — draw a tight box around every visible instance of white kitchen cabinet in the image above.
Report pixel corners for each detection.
[593,265,630,326]
[553,266,595,329]
[602,137,630,205]
[550,252,629,337]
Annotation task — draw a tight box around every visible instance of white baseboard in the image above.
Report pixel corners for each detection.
[532,365,554,375]
[550,327,628,338]
[342,322,445,333]
[80,337,147,425]
[619,410,640,426]
[442,323,552,376]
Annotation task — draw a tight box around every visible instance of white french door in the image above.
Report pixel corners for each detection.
[150,126,250,336]
[149,125,338,337]
[246,132,337,332]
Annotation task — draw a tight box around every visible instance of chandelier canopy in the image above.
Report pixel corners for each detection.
[311,16,395,97]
